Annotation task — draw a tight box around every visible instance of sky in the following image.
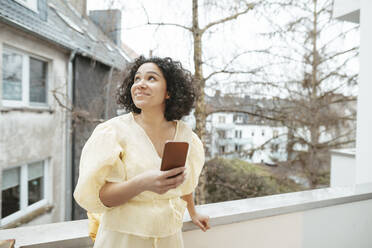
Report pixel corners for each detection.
[88,0,192,66]
[87,0,270,70]
[87,0,277,96]
[87,0,359,98]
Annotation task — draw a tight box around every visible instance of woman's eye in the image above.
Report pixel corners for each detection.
[134,77,140,82]
[149,76,155,81]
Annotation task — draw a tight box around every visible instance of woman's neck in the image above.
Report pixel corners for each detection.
[136,109,168,128]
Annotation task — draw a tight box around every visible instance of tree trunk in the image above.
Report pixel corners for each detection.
[308,0,319,188]
[192,0,207,205]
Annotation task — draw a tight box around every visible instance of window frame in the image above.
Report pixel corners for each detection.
[1,159,50,226]
[1,46,50,108]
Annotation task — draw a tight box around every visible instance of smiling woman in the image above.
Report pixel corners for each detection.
[74,56,210,248]
[117,56,196,121]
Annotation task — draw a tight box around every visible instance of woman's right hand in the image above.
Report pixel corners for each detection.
[136,167,187,194]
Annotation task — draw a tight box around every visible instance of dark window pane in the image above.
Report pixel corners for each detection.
[28,177,43,205]
[2,186,20,218]
[2,50,22,100]
[2,167,21,218]
[28,161,44,205]
[29,57,47,103]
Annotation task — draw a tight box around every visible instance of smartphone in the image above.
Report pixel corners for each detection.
[160,141,189,178]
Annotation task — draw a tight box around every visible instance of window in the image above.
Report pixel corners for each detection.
[27,161,45,205]
[235,115,243,124]
[1,160,49,226]
[235,144,242,152]
[235,130,242,139]
[219,146,225,154]
[13,0,38,12]
[29,58,47,103]
[2,167,20,218]
[217,130,226,139]
[2,47,48,107]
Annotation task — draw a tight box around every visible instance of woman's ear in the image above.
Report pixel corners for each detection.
[165,92,170,99]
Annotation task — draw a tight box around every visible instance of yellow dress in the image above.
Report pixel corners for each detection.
[73,112,205,248]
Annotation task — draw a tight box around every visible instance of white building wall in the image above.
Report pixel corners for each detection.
[355,0,372,184]
[207,112,288,164]
[0,23,69,227]
[333,0,372,186]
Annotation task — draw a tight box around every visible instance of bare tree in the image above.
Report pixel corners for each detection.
[138,0,261,204]
[237,0,359,188]
[95,0,357,194]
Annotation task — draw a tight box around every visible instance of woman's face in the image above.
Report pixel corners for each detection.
[131,62,169,111]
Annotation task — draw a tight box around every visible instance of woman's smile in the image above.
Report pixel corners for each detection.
[134,92,150,97]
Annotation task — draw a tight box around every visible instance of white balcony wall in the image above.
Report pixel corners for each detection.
[2,183,372,248]
[331,149,356,187]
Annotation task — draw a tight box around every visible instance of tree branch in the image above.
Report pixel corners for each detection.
[200,3,256,34]
[141,3,192,31]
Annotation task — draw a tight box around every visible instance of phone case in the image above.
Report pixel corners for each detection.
[160,141,189,173]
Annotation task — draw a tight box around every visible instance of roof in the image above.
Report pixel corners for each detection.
[0,0,132,69]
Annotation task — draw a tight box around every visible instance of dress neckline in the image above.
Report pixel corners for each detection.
[130,112,179,160]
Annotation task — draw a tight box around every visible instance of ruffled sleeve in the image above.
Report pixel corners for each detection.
[73,123,126,213]
[180,132,205,195]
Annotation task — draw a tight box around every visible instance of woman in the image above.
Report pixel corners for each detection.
[74,56,210,248]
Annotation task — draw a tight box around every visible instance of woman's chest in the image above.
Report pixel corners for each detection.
[121,135,162,179]
[145,131,175,159]
[116,119,189,180]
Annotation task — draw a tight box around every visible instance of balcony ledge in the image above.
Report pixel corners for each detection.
[1,183,372,247]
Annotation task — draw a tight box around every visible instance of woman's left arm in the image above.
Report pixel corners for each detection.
[181,193,211,232]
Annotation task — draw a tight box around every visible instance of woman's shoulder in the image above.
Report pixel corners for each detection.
[177,120,202,144]
[89,113,133,140]
[177,119,192,137]
[96,112,132,129]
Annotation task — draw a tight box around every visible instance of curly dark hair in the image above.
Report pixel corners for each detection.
[117,56,196,121]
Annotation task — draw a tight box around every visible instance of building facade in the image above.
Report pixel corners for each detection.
[0,0,133,228]
[207,112,288,165]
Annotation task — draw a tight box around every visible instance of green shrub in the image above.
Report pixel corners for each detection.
[204,157,304,203]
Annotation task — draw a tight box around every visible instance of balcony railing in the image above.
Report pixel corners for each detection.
[1,182,372,248]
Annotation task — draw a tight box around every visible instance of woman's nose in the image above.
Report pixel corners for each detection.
[137,79,147,88]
